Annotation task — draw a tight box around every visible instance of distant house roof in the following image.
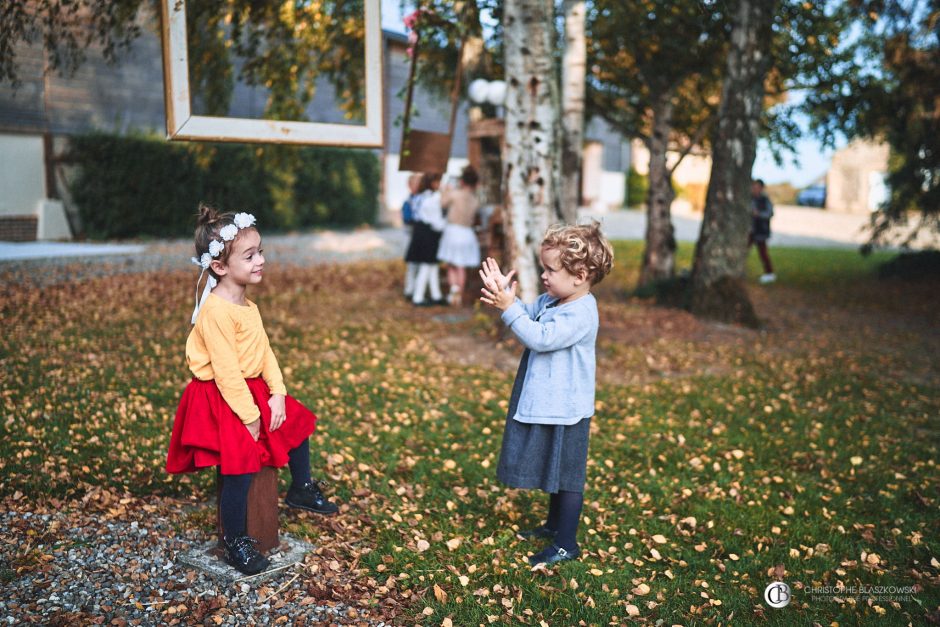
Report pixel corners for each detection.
[384,29,409,44]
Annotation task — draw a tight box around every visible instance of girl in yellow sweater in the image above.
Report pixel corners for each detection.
[166,205,336,575]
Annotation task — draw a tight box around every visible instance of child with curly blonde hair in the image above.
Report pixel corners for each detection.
[479,222,614,567]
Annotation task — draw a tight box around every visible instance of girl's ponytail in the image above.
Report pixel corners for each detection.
[194,203,232,270]
[196,202,220,228]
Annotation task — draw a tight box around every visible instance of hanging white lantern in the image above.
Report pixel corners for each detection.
[468,79,490,104]
[486,80,507,106]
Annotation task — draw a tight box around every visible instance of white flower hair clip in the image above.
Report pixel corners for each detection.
[190,212,257,324]
[233,212,256,229]
[219,224,239,242]
[190,252,212,269]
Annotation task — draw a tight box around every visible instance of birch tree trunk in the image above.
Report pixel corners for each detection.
[639,92,677,287]
[688,0,775,326]
[502,0,562,302]
[560,0,586,223]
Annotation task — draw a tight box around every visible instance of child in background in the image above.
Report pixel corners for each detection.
[167,204,337,576]
[749,178,776,284]
[402,173,423,300]
[404,173,446,306]
[479,222,613,566]
[437,165,482,306]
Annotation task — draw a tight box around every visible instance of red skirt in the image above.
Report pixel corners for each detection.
[166,377,316,476]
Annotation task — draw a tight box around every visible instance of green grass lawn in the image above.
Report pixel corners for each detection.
[1,243,938,625]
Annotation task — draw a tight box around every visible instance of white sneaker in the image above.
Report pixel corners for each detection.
[759,273,777,284]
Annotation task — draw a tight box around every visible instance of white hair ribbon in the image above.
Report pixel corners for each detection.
[190,255,217,324]
[191,269,218,324]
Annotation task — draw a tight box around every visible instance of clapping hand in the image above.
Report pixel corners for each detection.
[480,257,514,291]
[479,257,517,311]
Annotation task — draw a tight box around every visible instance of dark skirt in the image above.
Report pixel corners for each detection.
[495,349,592,493]
[405,222,442,264]
[166,377,316,476]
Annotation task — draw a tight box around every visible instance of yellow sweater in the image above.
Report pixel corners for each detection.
[186,293,287,424]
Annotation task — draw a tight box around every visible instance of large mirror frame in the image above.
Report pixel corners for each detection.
[159,0,384,147]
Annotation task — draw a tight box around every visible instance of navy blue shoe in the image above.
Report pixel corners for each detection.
[528,544,580,567]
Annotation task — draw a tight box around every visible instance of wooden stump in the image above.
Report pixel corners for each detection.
[217,466,280,554]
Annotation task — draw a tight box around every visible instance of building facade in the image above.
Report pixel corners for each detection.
[824,139,889,214]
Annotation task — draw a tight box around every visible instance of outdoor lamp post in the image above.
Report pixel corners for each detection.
[465,79,507,246]
[468,78,507,108]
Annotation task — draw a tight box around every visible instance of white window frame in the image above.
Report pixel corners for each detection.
[159,0,384,147]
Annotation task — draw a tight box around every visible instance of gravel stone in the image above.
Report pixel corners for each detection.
[1,503,387,625]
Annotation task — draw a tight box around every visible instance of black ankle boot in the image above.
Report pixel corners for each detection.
[223,534,270,575]
[285,480,339,515]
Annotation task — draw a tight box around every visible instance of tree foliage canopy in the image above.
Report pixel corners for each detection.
[185,0,368,121]
[586,0,727,157]
[1,0,146,86]
[802,0,940,246]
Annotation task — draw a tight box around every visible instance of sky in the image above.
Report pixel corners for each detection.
[752,97,845,188]
[381,0,836,189]
[753,133,841,189]
[381,0,407,34]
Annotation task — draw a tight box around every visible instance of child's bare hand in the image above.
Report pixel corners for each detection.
[245,419,261,441]
[268,394,286,431]
[480,279,517,311]
[479,257,515,294]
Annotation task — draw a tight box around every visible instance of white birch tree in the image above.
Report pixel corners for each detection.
[559,0,586,224]
[502,0,562,301]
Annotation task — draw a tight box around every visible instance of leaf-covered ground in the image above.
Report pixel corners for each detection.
[1,242,938,625]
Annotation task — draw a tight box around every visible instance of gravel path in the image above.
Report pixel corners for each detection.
[4,206,933,287]
[0,229,410,287]
[582,205,876,249]
[0,494,392,626]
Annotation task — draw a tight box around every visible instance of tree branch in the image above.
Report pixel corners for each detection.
[668,116,714,176]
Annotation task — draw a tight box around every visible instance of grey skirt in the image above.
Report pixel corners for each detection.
[495,348,592,493]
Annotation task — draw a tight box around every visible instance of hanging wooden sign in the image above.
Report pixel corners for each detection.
[398,36,464,173]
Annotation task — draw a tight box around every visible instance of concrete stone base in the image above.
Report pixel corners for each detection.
[176,534,313,583]
[36,199,72,240]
